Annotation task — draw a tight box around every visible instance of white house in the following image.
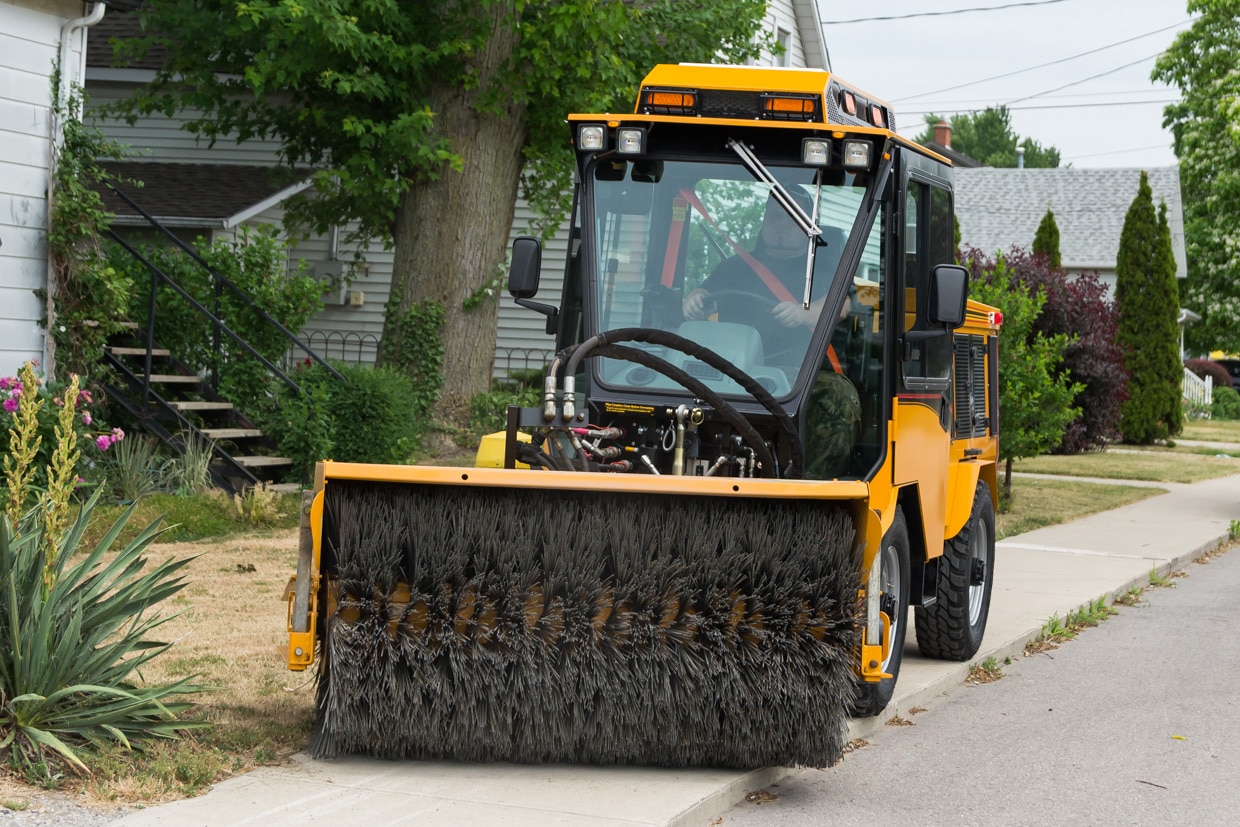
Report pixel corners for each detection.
[0,0,120,378]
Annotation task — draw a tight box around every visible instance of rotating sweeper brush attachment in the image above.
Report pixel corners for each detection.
[306,479,860,768]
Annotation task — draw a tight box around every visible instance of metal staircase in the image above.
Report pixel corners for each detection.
[100,185,344,493]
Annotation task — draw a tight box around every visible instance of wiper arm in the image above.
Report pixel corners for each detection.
[727,139,822,238]
[728,138,824,309]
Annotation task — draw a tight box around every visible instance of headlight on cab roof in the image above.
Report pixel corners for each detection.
[801,138,831,166]
[617,127,647,155]
[578,124,606,151]
[842,140,872,170]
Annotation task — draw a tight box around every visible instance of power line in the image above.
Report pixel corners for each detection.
[892,20,1194,103]
[1003,52,1164,105]
[900,98,1178,115]
[824,0,1078,26]
[907,89,1175,110]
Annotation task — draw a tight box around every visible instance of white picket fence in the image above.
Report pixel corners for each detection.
[1183,367,1213,410]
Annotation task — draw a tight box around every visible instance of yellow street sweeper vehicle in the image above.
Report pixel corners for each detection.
[286,64,1001,769]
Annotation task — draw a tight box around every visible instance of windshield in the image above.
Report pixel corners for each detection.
[589,158,876,399]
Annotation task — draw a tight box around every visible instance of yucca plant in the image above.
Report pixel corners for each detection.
[0,362,205,780]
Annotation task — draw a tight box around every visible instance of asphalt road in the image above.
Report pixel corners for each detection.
[721,542,1240,827]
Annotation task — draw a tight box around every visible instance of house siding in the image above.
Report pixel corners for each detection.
[0,0,88,376]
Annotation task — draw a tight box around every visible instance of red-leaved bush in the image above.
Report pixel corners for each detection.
[963,247,1129,453]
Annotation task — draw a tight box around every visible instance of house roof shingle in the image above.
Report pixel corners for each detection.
[954,166,1186,279]
[99,162,309,225]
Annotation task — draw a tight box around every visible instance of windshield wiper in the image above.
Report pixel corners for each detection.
[727,138,824,309]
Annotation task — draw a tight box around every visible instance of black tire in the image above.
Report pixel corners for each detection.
[851,509,911,717]
[915,481,996,660]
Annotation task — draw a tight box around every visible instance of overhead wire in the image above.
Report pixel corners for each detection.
[824,0,1080,26]
[1002,52,1165,105]
[892,20,1194,103]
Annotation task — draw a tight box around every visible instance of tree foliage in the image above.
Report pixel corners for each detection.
[1031,208,1061,269]
[1152,0,1240,354]
[915,107,1061,168]
[961,250,1080,497]
[114,1,771,428]
[1114,172,1183,444]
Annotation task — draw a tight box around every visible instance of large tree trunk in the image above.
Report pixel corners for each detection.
[382,4,527,434]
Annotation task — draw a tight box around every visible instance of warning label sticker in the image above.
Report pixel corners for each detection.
[603,402,656,415]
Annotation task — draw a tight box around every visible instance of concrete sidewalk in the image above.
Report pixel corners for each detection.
[110,473,1240,827]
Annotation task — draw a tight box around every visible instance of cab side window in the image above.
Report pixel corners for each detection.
[901,180,953,388]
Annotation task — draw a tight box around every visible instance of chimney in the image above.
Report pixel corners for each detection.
[933,120,952,149]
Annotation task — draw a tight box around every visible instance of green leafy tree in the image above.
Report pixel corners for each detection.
[916,107,1061,168]
[1115,172,1183,444]
[1152,0,1240,353]
[1031,208,1061,268]
[115,1,769,431]
[964,252,1080,500]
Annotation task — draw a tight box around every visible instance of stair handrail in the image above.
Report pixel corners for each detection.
[105,183,347,395]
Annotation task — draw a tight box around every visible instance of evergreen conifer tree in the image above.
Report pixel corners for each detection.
[1032,208,1061,268]
[1115,172,1183,443]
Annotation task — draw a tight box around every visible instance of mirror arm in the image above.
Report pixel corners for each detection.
[515,298,560,335]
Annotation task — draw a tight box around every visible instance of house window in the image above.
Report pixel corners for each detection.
[775,27,792,67]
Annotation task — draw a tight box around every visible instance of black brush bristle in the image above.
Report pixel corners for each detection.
[309,480,860,768]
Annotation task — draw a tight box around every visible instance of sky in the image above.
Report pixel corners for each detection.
[814,0,1196,169]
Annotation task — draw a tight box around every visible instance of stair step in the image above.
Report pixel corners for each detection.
[200,428,264,439]
[108,346,172,357]
[119,321,139,330]
[231,455,293,468]
[169,400,235,411]
[148,374,202,384]
[267,482,302,494]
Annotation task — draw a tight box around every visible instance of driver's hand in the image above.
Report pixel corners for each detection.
[683,288,711,320]
[771,301,816,328]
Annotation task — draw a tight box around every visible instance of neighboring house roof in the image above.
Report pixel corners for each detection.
[954,166,1187,279]
[99,161,311,228]
[86,7,161,70]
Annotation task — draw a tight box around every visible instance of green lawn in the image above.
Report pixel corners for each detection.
[1013,449,1240,483]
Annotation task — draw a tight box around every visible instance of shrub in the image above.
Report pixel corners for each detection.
[1185,358,1233,391]
[966,247,1128,454]
[269,361,419,478]
[1212,386,1240,420]
[1115,177,1183,444]
[469,367,545,437]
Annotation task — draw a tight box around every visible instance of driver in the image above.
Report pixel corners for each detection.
[681,191,838,357]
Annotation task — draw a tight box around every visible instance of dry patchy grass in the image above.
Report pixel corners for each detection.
[997,477,1162,538]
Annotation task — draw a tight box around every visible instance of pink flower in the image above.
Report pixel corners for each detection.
[111,427,125,441]
[2,398,16,413]
[0,377,10,391]
[96,435,112,451]
[78,390,93,404]
[82,412,92,425]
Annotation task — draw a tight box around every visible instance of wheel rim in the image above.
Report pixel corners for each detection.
[880,540,902,671]
[968,519,990,626]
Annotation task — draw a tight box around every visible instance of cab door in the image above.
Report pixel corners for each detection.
[893,161,956,558]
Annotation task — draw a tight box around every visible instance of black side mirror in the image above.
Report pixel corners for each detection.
[508,236,558,335]
[508,236,542,299]
[928,263,968,328]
